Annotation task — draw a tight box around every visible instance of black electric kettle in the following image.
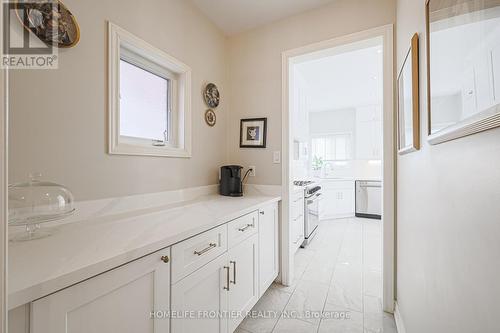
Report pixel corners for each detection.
[219,165,243,197]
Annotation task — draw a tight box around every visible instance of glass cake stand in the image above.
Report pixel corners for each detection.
[8,174,75,241]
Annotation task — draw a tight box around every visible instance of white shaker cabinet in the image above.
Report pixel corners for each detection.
[356,106,382,160]
[258,203,279,297]
[171,253,229,333]
[30,248,171,333]
[320,180,355,220]
[227,234,259,333]
[290,189,305,253]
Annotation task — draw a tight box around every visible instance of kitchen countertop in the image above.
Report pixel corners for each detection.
[8,189,281,310]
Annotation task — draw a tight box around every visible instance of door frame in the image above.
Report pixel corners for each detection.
[281,24,395,312]
[0,0,8,329]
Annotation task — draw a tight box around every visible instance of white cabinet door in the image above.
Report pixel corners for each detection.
[319,181,355,219]
[258,203,279,296]
[336,188,355,216]
[227,234,259,333]
[290,191,304,253]
[31,248,171,333]
[171,253,229,333]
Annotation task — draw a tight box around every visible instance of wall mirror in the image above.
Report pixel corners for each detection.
[426,0,500,144]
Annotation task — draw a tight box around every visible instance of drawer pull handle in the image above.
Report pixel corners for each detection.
[194,243,217,256]
[230,260,237,284]
[224,266,230,291]
[160,255,169,263]
[238,224,254,232]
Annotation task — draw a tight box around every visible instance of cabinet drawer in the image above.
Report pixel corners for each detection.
[172,225,227,284]
[228,211,258,249]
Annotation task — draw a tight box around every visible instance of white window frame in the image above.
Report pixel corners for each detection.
[310,132,352,162]
[108,22,192,158]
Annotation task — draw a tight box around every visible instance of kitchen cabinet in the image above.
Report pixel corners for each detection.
[290,189,305,253]
[356,106,382,160]
[227,234,259,333]
[12,199,281,333]
[30,247,171,333]
[258,203,279,296]
[319,180,355,220]
[171,253,229,333]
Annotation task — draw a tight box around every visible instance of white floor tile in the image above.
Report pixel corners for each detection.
[318,310,364,333]
[239,287,291,333]
[283,279,329,325]
[272,318,318,333]
[242,218,396,333]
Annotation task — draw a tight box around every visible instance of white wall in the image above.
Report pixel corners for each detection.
[226,0,396,185]
[9,0,228,201]
[396,1,500,332]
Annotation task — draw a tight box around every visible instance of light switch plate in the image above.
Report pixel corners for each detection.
[273,151,281,164]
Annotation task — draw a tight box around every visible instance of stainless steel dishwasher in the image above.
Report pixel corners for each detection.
[355,180,382,219]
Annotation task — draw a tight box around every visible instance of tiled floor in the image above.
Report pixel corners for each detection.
[236,217,397,333]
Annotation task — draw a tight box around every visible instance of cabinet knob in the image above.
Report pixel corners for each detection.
[259,211,265,215]
[161,255,169,263]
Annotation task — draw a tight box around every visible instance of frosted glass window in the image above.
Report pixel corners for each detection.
[119,59,169,142]
[311,134,351,161]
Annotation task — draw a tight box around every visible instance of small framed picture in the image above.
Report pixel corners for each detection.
[397,33,420,155]
[240,118,267,148]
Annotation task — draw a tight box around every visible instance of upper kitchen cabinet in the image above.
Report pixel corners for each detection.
[356,105,382,160]
[291,69,310,142]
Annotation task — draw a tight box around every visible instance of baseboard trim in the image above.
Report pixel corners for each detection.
[394,302,407,333]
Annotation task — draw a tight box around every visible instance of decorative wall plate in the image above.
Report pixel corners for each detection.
[205,109,216,127]
[203,83,220,108]
[15,0,80,48]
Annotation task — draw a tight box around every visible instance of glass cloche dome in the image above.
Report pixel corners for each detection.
[8,173,75,241]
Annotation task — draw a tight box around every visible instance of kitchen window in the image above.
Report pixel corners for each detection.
[311,134,352,161]
[108,22,192,157]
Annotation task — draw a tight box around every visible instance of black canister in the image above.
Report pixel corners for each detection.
[219,165,243,197]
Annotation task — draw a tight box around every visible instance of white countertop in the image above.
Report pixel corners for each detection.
[8,188,281,309]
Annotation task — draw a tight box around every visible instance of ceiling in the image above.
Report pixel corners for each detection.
[295,44,383,112]
[191,0,336,35]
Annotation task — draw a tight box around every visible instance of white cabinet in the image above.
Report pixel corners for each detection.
[319,181,355,220]
[31,247,171,333]
[15,203,280,333]
[227,234,259,333]
[171,253,229,333]
[356,106,382,160]
[258,203,279,297]
[171,227,259,333]
[290,190,305,253]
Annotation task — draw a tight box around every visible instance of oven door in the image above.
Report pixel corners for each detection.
[305,192,321,238]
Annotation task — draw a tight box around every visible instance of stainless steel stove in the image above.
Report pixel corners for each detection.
[293,180,322,247]
[293,180,313,187]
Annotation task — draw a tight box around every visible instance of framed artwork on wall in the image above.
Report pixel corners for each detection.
[398,33,420,154]
[240,118,267,148]
[426,0,500,144]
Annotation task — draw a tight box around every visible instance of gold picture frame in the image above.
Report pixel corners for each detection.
[397,33,420,154]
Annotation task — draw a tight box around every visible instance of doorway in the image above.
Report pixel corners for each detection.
[281,25,395,315]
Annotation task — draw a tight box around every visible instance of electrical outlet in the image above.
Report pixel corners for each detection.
[248,166,256,177]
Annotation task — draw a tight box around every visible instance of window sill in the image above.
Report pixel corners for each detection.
[109,142,191,158]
